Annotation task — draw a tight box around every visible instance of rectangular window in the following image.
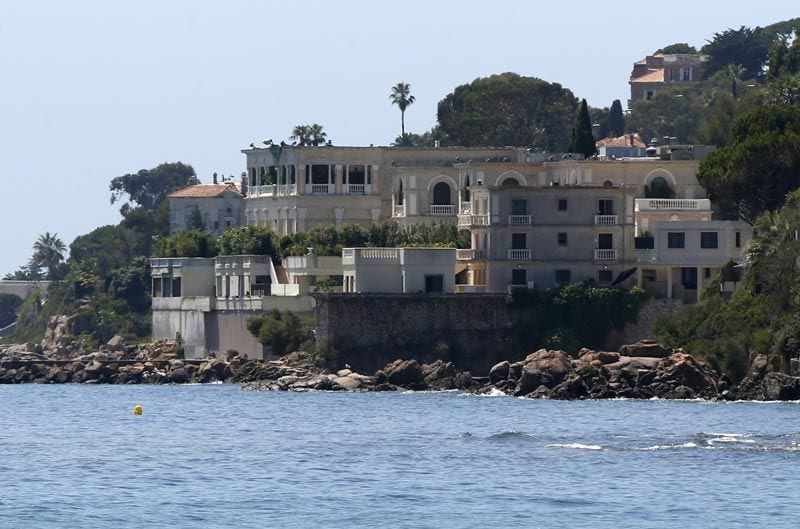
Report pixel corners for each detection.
[598,270,613,283]
[512,269,527,286]
[425,275,444,293]
[172,277,182,297]
[511,233,527,250]
[681,67,693,81]
[598,199,614,215]
[511,198,527,216]
[152,277,162,298]
[668,232,685,248]
[555,270,571,284]
[346,165,366,185]
[735,232,741,248]
[598,233,613,249]
[700,232,719,249]
[558,232,568,246]
[309,164,331,184]
[704,268,711,279]
[558,198,568,211]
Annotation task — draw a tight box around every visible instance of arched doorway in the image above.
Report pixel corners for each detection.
[432,182,452,205]
[500,177,520,187]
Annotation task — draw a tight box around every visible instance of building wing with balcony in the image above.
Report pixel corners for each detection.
[629,53,708,103]
[342,247,456,294]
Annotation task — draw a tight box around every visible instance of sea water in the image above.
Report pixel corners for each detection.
[1,385,798,529]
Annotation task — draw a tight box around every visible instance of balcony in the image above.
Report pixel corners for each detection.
[507,248,532,260]
[458,214,490,228]
[345,184,370,195]
[249,184,298,197]
[507,215,533,226]
[594,215,618,226]
[635,198,711,211]
[456,249,487,261]
[308,183,334,195]
[429,204,457,216]
[455,284,488,293]
[393,204,406,217]
[460,201,472,214]
[593,249,618,261]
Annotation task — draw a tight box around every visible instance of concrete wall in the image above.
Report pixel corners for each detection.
[400,248,456,293]
[169,192,244,236]
[314,293,513,373]
[0,281,52,299]
[205,311,266,359]
[606,298,686,349]
[152,297,212,358]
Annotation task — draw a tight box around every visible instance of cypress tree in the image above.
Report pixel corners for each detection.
[608,99,625,137]
[569,99,597,158]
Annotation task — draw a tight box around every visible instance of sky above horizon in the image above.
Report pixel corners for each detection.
[1,0,798,276]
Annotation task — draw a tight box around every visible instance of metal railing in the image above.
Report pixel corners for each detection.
[594,215,618,226]
[507,215,533,226]
[594,249,618,261]
[507,248,532,260]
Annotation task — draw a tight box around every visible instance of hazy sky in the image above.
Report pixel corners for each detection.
[1,0,798,276]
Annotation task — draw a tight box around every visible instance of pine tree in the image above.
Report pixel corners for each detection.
[568,99,597,158]
[608,100,625,137]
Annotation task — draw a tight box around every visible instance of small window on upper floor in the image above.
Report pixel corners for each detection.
[558,233,568,246]
[735,232,741,248]
[700,232,718,249]
[598,270,613,283]
[558,198,568,211]
[668,232,685,249]
[555,269,571,284]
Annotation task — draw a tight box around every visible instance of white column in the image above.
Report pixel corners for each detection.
[666,267,674,299]
[696,267,704,301]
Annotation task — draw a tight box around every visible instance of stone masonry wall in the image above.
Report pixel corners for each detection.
[314,293,513,374]
[606,298,685,350]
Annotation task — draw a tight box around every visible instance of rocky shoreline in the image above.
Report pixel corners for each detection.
[1,333,799,400]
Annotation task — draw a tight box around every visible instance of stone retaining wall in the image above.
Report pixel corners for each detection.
[314,293,513,373]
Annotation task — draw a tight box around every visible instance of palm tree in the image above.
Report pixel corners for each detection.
[389,82,416,142]
[290,124,328,147]
[32,232,66,279]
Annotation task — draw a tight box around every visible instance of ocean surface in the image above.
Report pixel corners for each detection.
[1,385,798,529]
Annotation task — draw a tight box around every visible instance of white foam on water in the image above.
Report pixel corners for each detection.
[546,443,605,451]
[637,442,698,451]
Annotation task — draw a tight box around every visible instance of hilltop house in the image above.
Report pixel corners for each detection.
[629,53,707,103]
[168,181,244,236]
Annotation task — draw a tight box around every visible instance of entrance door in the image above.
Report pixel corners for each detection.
[682,267,698,290]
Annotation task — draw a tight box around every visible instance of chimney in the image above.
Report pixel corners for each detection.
[213,172,218,184]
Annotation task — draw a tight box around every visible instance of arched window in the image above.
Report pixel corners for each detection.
[646,176,674,198]
[432,182,452,205]
[501,178,520,187]
[603,179,614,188]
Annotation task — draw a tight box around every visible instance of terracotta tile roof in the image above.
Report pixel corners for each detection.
[631,68,664,83]
[169,182,240,198]
[596,133,647,149]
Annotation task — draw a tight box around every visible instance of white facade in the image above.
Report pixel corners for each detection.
[342,247,456,294]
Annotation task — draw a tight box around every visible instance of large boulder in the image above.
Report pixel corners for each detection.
[516,349,573,396]
[382,359,424,387]
[489,361,510,383]
[655,352,717,393]
[762,372,800,401]
[618,340,672,358]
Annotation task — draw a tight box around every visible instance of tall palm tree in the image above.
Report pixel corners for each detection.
[389,82,415,142]
[290,124,328,147]
[32,232,66,279]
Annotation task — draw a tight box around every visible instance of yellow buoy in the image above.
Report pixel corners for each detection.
[133,405,143,416]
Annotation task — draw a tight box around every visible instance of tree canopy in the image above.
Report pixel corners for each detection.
[697,104,800,223]
[109,162,196,216]
[436,72,577,151]
[290,124,328,147]
[390,82,416,141]
[656,43,697,54]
